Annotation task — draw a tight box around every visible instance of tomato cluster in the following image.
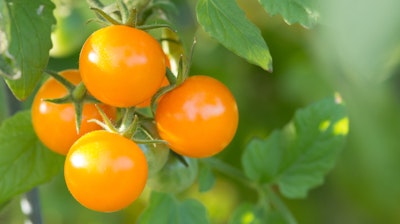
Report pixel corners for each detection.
[32,21,238,212]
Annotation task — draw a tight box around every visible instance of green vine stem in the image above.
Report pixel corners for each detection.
[267,187,298,224]
[44,70,75,91]
[201,157,298,224]
[201,157,256,190]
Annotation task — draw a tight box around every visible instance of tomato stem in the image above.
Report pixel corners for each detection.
[171,151,189,167]
[116,0,129,24]
[74,101,83,134]
[43,95,71,104]
[45,70,75,91]
[122,114,139,139]
[201,157,255,189]
[86,0,104,8]
[175,55,185,85]
[137,24,176,32]
[91,104,118,133]
[90,7,121,25]
[133,138,167,144]
[267,187,298,224]
[125,8,137,27]
[72,82,87,102]
[150,84,175,116]
[165,68,176,85]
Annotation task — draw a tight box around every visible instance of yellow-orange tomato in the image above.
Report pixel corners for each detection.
[79,25,166,107]
[137,54,171,108]
[136,77,169,108]
[64,130,148,212]
[31,69,116,155]
[155,75,239,158]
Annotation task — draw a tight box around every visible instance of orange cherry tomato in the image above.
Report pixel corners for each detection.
[79,25,166,107]
[64,130,148,212]
[31,69,116,155]
[155,75,239,158]
[137,54,171,108]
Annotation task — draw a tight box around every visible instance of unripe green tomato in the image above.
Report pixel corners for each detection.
[135,120,169,178]
[146,155,198,194]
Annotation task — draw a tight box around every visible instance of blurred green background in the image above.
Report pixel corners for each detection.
[1,0,400,223]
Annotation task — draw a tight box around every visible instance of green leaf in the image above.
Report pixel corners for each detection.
[196,0,272,72]
[198,163,215,192]
[242,95,348,198]
[1,0,55,100]
[258,0,320,28]
[0,81,9,123]
[139,191,210,224]
[0,111,64,204]
[242,132,284,184]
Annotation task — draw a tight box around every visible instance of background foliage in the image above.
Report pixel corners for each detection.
[1,0,400,223]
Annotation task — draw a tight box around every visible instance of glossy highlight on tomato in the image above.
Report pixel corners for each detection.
[64,130,148,212]
[31,70,116,155]
[79,25,166,107]
[155,75,239,158]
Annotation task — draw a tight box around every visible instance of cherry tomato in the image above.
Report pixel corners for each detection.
[136,77,169,108]
[64,130,148,212]
[31,69,116,155]
[137,54,171,108]
[147,155,198,194]
[79,25,166,107]
[155,75,239,158]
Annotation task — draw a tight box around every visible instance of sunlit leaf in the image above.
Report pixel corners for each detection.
[258,0,320,28]
[0,0,55,100]
[242,95,348,198]
[196,0,272,72]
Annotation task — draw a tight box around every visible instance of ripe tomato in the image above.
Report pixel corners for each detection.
[79,25,166,107]
[31,69,116,155]
[64,130,148,212]
[155,75,239,158]
[137,54,171,108]
[147,155,198,194]
[136,77,169,108]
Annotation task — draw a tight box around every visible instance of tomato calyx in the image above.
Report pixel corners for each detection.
[87,0,174,31]
[44,70,101,133]
[91,106,167,147]
[149,38,197,115]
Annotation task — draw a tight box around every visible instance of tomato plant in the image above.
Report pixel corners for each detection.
[79,25,166,107]
[155,75,239,158]
[31,69,116,155]
[8,0,399,223]
[64,130,148,212]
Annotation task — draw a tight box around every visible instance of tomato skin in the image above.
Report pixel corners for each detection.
[137,54,171,108]
[64,130,148,212]
[155,75,239,158]
[79,25,166,107]
[31,70,116,155]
